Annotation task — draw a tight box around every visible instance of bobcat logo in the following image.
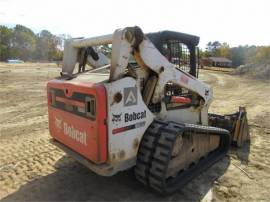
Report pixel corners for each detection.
[112,113,122,123]
[54,116,62,131]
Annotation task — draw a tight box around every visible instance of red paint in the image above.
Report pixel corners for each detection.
[171,96,192,104]
[112,126,129,135]
[47,80,107,164]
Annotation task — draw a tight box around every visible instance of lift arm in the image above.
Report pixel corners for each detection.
[61,26,212,106]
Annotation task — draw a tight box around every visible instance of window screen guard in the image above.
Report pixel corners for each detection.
[163,40,191,74]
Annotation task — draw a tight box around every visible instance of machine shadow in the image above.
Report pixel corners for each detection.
[1,154,231,202]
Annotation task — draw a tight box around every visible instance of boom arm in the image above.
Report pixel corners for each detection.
[61,26,212,106]
[109,27,213,105]
[137,38,212,104]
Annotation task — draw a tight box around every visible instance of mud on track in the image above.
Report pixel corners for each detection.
[0,64,270,201]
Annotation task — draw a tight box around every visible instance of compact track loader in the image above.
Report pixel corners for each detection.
[47,26,249,194]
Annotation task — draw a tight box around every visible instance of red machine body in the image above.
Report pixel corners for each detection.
[47,80,107,164]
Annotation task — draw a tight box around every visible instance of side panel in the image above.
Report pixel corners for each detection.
[105,77,154,169]
[47,80,107,164]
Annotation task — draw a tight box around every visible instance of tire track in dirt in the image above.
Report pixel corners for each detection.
[200,70,270,201]
[0,65,270,201]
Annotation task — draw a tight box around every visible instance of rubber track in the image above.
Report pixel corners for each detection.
[134,121,230,195]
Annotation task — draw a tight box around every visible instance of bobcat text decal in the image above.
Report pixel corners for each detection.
[63,122,87,146]
[112,110,147,135]
[125,110,146,122]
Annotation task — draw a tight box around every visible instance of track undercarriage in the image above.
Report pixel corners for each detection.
[135,120,230,194]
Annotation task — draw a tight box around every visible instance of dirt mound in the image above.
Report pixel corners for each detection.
[233,62,270,80]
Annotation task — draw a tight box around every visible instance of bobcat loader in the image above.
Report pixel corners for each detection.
[47,26,249,194]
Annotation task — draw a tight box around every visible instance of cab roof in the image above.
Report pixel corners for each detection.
[146,30,200,48]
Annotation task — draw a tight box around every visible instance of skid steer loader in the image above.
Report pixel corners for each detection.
[47,26,249,194]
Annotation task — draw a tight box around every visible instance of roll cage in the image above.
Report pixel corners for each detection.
[147,31,199,77]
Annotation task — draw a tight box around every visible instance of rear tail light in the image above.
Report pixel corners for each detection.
[48,89,56,106]
[85,97,96,118]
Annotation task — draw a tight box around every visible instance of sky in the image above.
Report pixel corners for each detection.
[0,0,269,49]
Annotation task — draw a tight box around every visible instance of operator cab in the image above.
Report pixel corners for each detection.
[146,31,200,78]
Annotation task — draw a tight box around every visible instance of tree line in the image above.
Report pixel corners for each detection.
[0,24,70,61]
[1,24,270,67]
[201,41,270,67]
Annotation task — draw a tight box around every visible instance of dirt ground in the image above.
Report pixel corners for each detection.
[0,63,269,201]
